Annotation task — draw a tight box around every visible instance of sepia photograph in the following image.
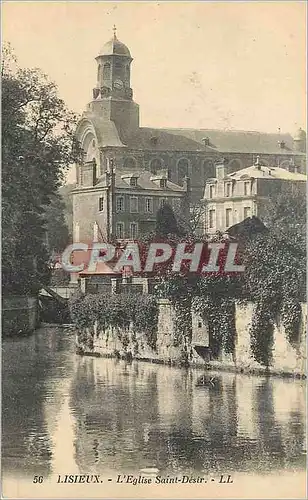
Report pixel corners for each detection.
[1,1,307,498]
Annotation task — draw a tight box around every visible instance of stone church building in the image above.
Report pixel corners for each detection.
[73,29,306,242]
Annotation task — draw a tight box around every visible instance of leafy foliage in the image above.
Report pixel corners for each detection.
[155,203,182,236]
[250,302,275,367]
[69,292,159,351]
[2,43,81,295]
[242,185,306,363]
[44,193,70,253]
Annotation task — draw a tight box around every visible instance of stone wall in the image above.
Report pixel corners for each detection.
[79,299,307,376]
[2,296,39,336]
[234,302,306,375]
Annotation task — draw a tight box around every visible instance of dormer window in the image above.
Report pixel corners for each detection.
[121,173,139,186]
[279,140,286,149]
[150,136,158,146]
[202,137,210,147]
[225,182,232,197]
[160,178,167,189]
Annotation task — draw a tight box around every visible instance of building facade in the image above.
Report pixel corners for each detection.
[73,29,306,240]
[203,158,307,234]
[73,164,189,242]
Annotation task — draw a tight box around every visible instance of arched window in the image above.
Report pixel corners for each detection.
[114,62,122,77]
[177,158,189,185]
[103,63,111,80]
[203,159,215,182]
[150,158,163,175]
[125,64,130,81]
[123,157,137,170]
[97,64,102,82]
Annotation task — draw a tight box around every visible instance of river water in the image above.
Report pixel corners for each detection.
[2,325,306,496]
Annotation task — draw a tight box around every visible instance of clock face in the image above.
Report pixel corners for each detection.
[114,79,123,90]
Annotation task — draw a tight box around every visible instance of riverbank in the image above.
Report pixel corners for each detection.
[74,299,307,379]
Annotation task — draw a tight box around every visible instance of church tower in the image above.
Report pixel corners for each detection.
[89,26,139,143]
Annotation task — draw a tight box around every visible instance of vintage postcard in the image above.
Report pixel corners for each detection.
[1,1,307,499]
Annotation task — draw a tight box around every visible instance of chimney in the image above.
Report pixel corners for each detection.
[202,137,210,147]
[216,163,226,180]
[182,175,191,195]
[255,155,261,170]
[150,136,158,147]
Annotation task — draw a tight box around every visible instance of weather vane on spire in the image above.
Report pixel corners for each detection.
[113,24,117,38]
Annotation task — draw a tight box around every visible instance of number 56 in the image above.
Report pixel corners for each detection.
[33,476,44,483]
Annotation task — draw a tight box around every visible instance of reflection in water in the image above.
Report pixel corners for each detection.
[2,327,306,480]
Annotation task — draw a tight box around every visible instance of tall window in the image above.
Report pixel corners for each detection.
[145,198,153,213]
[130,196,138,213]
[114,62,122,77]
[98,197,104,212]
[225,208,232,227]
[160,198,168,207]
[209,185,215,199]
[203,160,215,181]
[116,196,124,212]
[225,183,232,197]
[244,206,251,219]
[209,209,215,229]
[116,222,124,239]
[178,158,189,185]
[244,181,250,196]
[150,158,163,174]
[123,157,137,170]
[103,63,111,79]
[130,222,138,239]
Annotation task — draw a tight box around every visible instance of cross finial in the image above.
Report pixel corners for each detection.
[113,25,117,38]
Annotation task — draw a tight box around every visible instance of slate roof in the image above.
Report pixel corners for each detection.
[98,35,131,58]
[123,127,205,151]
[86,114,304,155]
[96,170,185,192]
[228,165,307,181]
[157,128,300,154]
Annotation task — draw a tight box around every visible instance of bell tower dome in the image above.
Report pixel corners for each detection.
[89,26,139,142]
[93,26,133,101]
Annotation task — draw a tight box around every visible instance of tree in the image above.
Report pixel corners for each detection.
[2,43,81,295]
[155,203,182,236]
[244,184,306,302]
[174,202,205,235]
[242,185,306,364]
[59,183,75,238]
[44,193,70,254]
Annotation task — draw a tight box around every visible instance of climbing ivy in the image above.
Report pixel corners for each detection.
[281,298,302,347]
[69,292,159,352]
[250,301,275,367]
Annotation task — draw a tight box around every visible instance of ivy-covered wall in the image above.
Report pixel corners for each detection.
[72,295,306,376]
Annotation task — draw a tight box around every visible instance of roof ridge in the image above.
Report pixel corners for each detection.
[142,126,293,135]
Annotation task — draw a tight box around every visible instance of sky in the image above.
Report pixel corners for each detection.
[2,1,306,135]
